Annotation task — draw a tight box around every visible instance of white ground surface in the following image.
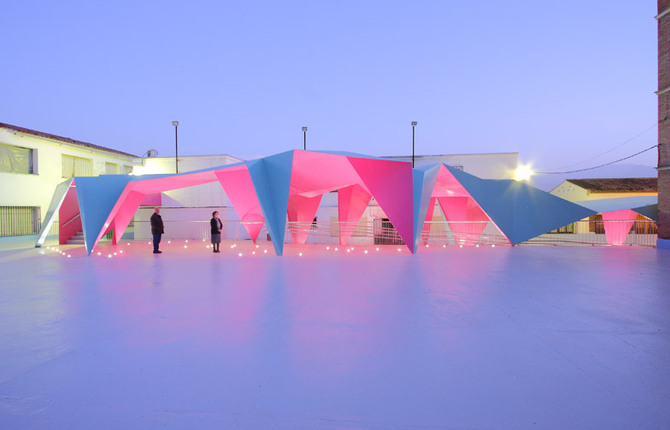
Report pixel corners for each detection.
[1,241,669,429]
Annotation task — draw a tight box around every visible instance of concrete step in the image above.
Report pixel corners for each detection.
[67,231,85,245]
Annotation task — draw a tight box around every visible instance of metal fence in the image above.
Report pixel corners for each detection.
[0,206,41,237]
[131,214,658,247]
[520,220,657,247]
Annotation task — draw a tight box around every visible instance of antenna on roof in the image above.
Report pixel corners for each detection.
[141,149,159,167]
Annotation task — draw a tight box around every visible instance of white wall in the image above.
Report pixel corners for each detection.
[0,128,137,238]
[549,181,590,202]
[384,152,518,180]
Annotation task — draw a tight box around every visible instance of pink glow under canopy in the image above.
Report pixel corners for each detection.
[216,167,265,242]
[287,194,322,244]
[602,209,637,246]
[338,185,372,245]
[348,156,415,252]
[59,185,81,244]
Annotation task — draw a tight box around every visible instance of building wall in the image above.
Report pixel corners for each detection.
[383,152,518,180]
[132,155,243,240]
[658,1,670,240]
[549,182,590,201]
[0,128,136,239]
[550,181,658,202]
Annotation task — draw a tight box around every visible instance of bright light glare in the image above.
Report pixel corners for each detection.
[515,164,533,182]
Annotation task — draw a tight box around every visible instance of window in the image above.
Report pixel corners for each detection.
[548,223,575,234]
[122,165,133,175]
[589,214,604,234]
[62,155,93,177]
[633,213,658,234]
[105,162,118,174]
[0,206,41,237]
[0,143,35,174]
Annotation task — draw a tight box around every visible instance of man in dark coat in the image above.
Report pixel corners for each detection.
[150,207,164,254]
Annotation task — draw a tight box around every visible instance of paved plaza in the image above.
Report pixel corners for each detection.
[1,241,669,429]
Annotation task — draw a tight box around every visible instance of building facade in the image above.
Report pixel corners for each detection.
[0,122,137,242]
[550,178,658,202]
[658,1,670,245]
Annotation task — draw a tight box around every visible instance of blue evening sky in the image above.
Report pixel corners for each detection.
[0,1,659,173]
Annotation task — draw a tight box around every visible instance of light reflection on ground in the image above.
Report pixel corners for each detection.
[1,242,669,428]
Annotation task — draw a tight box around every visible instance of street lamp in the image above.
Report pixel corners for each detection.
[411,121,418,168]
[302,126,308,151]
[172,121,179,173]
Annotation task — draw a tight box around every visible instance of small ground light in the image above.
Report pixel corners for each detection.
[346,249,351,253]
[476,244,479,248]
[67,255,71,258]
[299,252,303,257]
[459,245,463,248]
[108,254,112,258]
[119,250,123,254]
[326,246,330,250]
[114,252,117,256]
[376,247,379,251]
[238,253,242,257]
[185,240,189,243]
[127,243,130,246]
[364,250,368,254]
[443,244,446,248]
[256,245,259,248]
[264,250,267,253]
[492,244,495,248]
[97,252,101,256]
[252,251,256,255]
[184,245,188,248]
[397,248,401,252]
[168,240,171,244]
[334,247,338,251]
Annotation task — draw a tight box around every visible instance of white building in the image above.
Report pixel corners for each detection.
[0,122,137,246]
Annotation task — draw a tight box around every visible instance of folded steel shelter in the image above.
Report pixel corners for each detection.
[36,150,594,255]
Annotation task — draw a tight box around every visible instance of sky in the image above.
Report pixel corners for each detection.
[0,0,660,182]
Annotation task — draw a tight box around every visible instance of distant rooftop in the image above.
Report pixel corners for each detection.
[0,122,137,158]
[567,177,657,193]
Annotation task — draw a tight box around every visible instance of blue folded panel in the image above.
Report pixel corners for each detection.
[445,166,596,245]
[246,151,294,256]
[75,175,132,255]
[412,165,440,252]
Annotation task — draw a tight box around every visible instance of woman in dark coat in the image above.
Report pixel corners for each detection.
[210,211,222,253]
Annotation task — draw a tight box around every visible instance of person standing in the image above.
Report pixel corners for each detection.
[150,207,164,254]
[210,211,222,253]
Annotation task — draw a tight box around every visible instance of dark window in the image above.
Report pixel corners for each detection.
[0,206,41,237]
[0,143,34,174]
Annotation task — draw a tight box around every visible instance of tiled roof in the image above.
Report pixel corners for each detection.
[0,122,137,158]
[566,177,657,193]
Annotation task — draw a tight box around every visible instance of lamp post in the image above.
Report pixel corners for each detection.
[302,126,308,151]
[411,121,417,168]
[172,121,179,173]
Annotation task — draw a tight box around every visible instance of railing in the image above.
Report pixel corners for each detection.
[128,217,659,247]
[0,206,41,237]
[420,221,510,247]
[520,220,657,247]
[61,213,80,228]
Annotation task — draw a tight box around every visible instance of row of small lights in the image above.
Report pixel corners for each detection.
[44,240,498,260]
